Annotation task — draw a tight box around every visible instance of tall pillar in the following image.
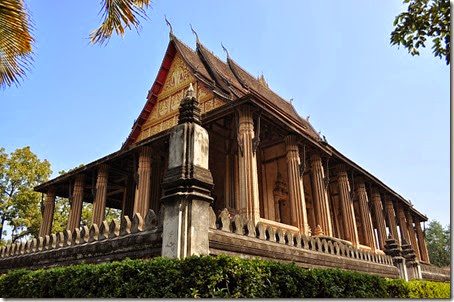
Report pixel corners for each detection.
[67,174,85,231]
[355,178,376,249]
[161,84,213,258]
[39,188,56,237]
[396,204,410,244]
[237,105,260,224]
[310,154,332,236]
[371,188,387,250]
[414,217,430,263]
[385,197,399,244]
[404,210,421,260]
[285,135,309,235]
[336,166,359,246]
[134,146,152,218]
[92,164,109,226]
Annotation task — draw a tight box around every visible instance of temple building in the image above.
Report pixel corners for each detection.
[0,31,448,282]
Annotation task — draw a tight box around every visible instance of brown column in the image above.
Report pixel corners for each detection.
[396,204,410,244]
[414,217,430,263]
[39,188,56,237]
[285,135,309,235]
[237,105,260,223]
[67,174,85,231]
[371,188,387,250]
[310,154,332,236]
[405,210,421,260]
[355,178,376,249]
[92,164,109,226]
[385,197,399,244]
[336,166,359,246]
[134,146,152,218]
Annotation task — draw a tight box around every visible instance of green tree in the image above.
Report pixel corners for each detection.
[0,0,151,88]
[391,0,450,64]
[425,220,450,267]
[0,146,52,243]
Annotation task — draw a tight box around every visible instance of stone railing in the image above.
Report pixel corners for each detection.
[0,210,162,273]
[420,263,450,282]
[209,209,398,278]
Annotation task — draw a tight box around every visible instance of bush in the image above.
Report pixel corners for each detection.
[0,255,450,298]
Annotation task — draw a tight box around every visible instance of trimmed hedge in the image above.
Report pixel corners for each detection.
[0,255,450,298]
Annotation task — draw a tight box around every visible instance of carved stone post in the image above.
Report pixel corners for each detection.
[67,174,85,231]
[310,154,332,236]
[355,178,376,250]
[385,197,399,244]
[39,188,56,237]
[385,236,408,281]
[161,84,214,258]
[237,104,260,224]
[404,210,421,260]
[336,166,358,246]
[396,204,410,244]
[134,146,152,219]
[285,135,309,235]
[414,217,430,263]
[371,189,387,250]
[401,240,421,280]
[92,164,109,226]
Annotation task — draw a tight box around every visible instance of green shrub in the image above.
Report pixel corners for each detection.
[0,255,450,298]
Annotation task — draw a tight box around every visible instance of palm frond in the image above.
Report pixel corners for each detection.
[90,0,151,45]
[0,0,34,88]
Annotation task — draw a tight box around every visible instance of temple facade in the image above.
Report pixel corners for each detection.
[0,32,448,282]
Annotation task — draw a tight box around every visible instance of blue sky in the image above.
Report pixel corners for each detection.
[1,1,449,226]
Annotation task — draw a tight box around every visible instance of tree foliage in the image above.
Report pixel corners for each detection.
[0,146,51,243]
[0,0,152,88]
[0,0,34,88]
[391,0,450,64]
[425,220,450,267]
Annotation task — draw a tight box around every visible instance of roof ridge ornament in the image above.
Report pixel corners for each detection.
[164,15,173,36]
[190,24,200,44]
[221,42,230,59]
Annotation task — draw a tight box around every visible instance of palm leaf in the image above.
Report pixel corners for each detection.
[90,0,151,45]
[0,0,34,88]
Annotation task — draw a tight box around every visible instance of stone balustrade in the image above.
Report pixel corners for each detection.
[0,210,161,273]
[420,263,450,282]
[212,208,394,267]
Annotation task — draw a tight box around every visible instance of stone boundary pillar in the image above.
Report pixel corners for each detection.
[401,240,422,280]
[385,236,408,281]
[161,84,214,258]
[39,188,56,237]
